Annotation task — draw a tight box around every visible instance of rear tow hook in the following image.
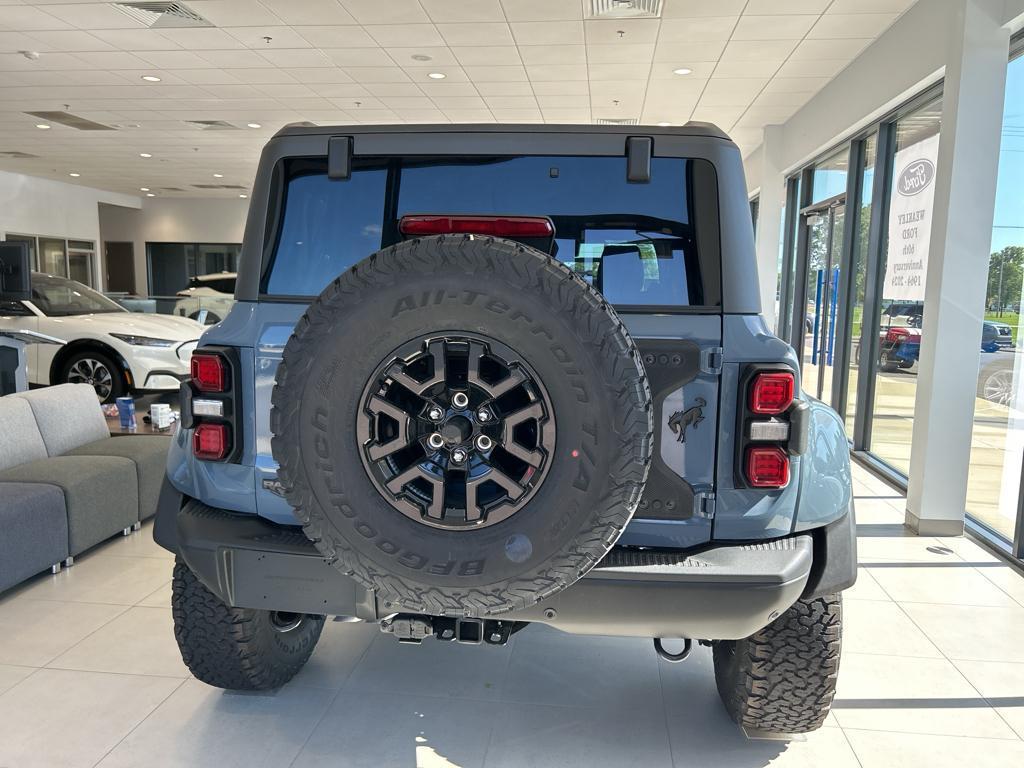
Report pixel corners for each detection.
[653,637,692,663]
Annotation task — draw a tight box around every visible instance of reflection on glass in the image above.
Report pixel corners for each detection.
[38,237,67,277]
[845,135,877,437]
[68,241,94,287]
[966,54,1024,542]
[869,99,942,475]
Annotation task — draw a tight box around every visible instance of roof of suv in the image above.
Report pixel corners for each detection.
[273,121,731,142]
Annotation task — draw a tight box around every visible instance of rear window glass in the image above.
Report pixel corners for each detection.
[263,155,714,308]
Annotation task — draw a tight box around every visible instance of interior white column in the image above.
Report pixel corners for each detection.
[754,125,786,329]
[906,0,1010,535]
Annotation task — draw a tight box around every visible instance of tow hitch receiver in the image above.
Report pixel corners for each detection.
[380,614,521,646]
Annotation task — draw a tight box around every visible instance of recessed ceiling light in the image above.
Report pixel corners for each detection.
[213,173,223,178]
[411,54,432,62]
[141,75,161,82]
[146,192,155,197]
[246,122,261,129]
[428,72,446,79]
[68,172,80,177]
[140,187,150,192]
[35,123,50,130]
[673,68,693,76]
[139,152,152,158]
[239,193,247,199]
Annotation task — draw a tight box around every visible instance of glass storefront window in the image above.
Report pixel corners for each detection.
[845,134,877,437]
[966,52,1024,543]
[868,98,942,475]
[38,237,68,277]
[68,240,94,286]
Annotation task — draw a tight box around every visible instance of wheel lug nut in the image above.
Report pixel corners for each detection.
[475,435,493,452]
[451,448,468,464]
[451,392,469,409]
[427,406,444,421]
[427,433,445,450]
[476,408,491,422]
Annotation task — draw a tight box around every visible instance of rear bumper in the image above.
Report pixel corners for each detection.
[156,495,841,640]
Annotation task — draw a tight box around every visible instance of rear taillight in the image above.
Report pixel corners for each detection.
[748,371,794,415]
[746,446,790,488]
[191,352,228,392]
[193,423,230,461]
[886,327,909,343]
[399,215,554,238]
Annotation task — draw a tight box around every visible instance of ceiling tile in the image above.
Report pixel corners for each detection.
[72,50,150,69]
[761,76,830,93]
[473,80,535,96]
[713,59,784,78]
[719,39,800,62]
[256,82,318,99]
[403,66,470,82]
[436,22,514,46]
[698,77,768,106]
[774,58,850,78]
[337,0,430,25]
[518,45,585,66]
[197,49,270,68]
[419,0,505,23]
[186,0,283,27]
[175,68,244,86]
[295,26,377,48]
[225,68,298,85]
[691,105,745,128]
[224,26,312,49]
[258,0,356,25]
[429,95,486,109]
[489,108,542,121]
[511,20,583,46]
[653,40,726,63]
[344,66,412,83]
[9,4,107,30]
[88,29,182,51]
[649,61,715,79]
[365,24,445,47]
[541,108,592,122]
[451,46,520,66]
[731,15,818,40]
[419,81,480,96]
[312,82,372,97]
[536,93,589,109]
[135,50,211,69]
[25,30,113,51]
[260,49,333,68]
[659,17,737,43]
[462,64,526,82]
[443,109,494,122]
[527,63,587,82]
[789,38,872,60]
[662,0,746,17]
[735,104,800,125]
[285,67,356,83]
[380,96,436,110]
[808,13,898,39]
[389,47,461,66]
[503,0,580,21]
[587,43,654,64]
[589,62,651,81]
[156,28,247,50]
[392,108,448,121]
[585,19,661,45]
[828,0,915,13]
[484,95,538,110]
[753,89,814,107]
[742,0,830,13]
[324,47,395,67]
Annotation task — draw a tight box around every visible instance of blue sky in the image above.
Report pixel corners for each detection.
[991,54,1024,253]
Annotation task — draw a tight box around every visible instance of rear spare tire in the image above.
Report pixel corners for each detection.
[271,234,652,617]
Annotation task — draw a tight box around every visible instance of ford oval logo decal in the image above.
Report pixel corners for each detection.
[896,159,935,196]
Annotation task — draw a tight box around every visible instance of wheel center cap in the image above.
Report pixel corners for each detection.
[441,415,472,445]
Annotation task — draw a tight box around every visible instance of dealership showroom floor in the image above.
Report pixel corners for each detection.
[7,1,1024,767]
[0,465,1019,768]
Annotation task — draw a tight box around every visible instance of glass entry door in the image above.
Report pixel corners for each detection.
[800,197,846,402]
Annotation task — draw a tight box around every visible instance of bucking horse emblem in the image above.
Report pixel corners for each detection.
[668,397,706,443]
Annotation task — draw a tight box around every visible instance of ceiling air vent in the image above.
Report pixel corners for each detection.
[185,120,239,131]
[25,111,114,131]
[192,183,247,190]
[588,0,662,19]
[595,118,639,125]
[0,151,40,159]
[114,2,213,28]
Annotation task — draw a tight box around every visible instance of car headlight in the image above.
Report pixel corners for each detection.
[110,333,176,347]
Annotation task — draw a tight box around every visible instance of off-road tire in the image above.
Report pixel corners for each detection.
[171,561,324,690]
[271,234,653,618]
[712,594,842,733]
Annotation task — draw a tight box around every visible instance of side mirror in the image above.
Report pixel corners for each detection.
[0,242,30,301]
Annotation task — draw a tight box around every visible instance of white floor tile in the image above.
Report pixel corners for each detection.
[136,580,171,608]
[866,563,1020,607]
[103,524,175,561]
[845,728,1024,767]
[833,652,1017,738]
[14,553,174,606]
[0,598,126,667]
[97,679,335,768]
[842,599,942,658]
[978,565,1024,609]
[48,606,189,678]
[843,566,891,601]
[900,602,1024,663]
[292,691,499,768]
[0,668,181,768]
[289,619,377,691]
[856,535,965,563]
[0,664,34,696]
[500,624,662,709]
[953,659,1024,740]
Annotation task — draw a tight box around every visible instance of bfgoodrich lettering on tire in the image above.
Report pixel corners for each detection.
[271,234,653,617]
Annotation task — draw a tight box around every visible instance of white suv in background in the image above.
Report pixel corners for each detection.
[173,272,236,325]
[0,272,203,402]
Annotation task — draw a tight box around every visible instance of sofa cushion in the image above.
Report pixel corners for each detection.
[0,455,138,556]
[67,435,171,521]
[0,396,47,471]
[13,384,110,456]
[0,483,68,594]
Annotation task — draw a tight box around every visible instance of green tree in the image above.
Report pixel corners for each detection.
[987,246,1024,313]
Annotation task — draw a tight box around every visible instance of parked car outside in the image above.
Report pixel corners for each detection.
[0,272,203,402]
[173,272,236,325]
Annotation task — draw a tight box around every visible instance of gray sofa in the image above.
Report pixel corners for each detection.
[0,384,172,593]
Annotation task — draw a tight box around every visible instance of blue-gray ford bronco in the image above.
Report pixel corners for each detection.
[155,123,856,734]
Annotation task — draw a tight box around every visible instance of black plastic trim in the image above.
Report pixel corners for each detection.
[626,136,652,182]
[327,135,352,180]
[801,503,858,599]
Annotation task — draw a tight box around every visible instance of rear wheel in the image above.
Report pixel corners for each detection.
[171,561,324,690]
[712,594,842,734]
